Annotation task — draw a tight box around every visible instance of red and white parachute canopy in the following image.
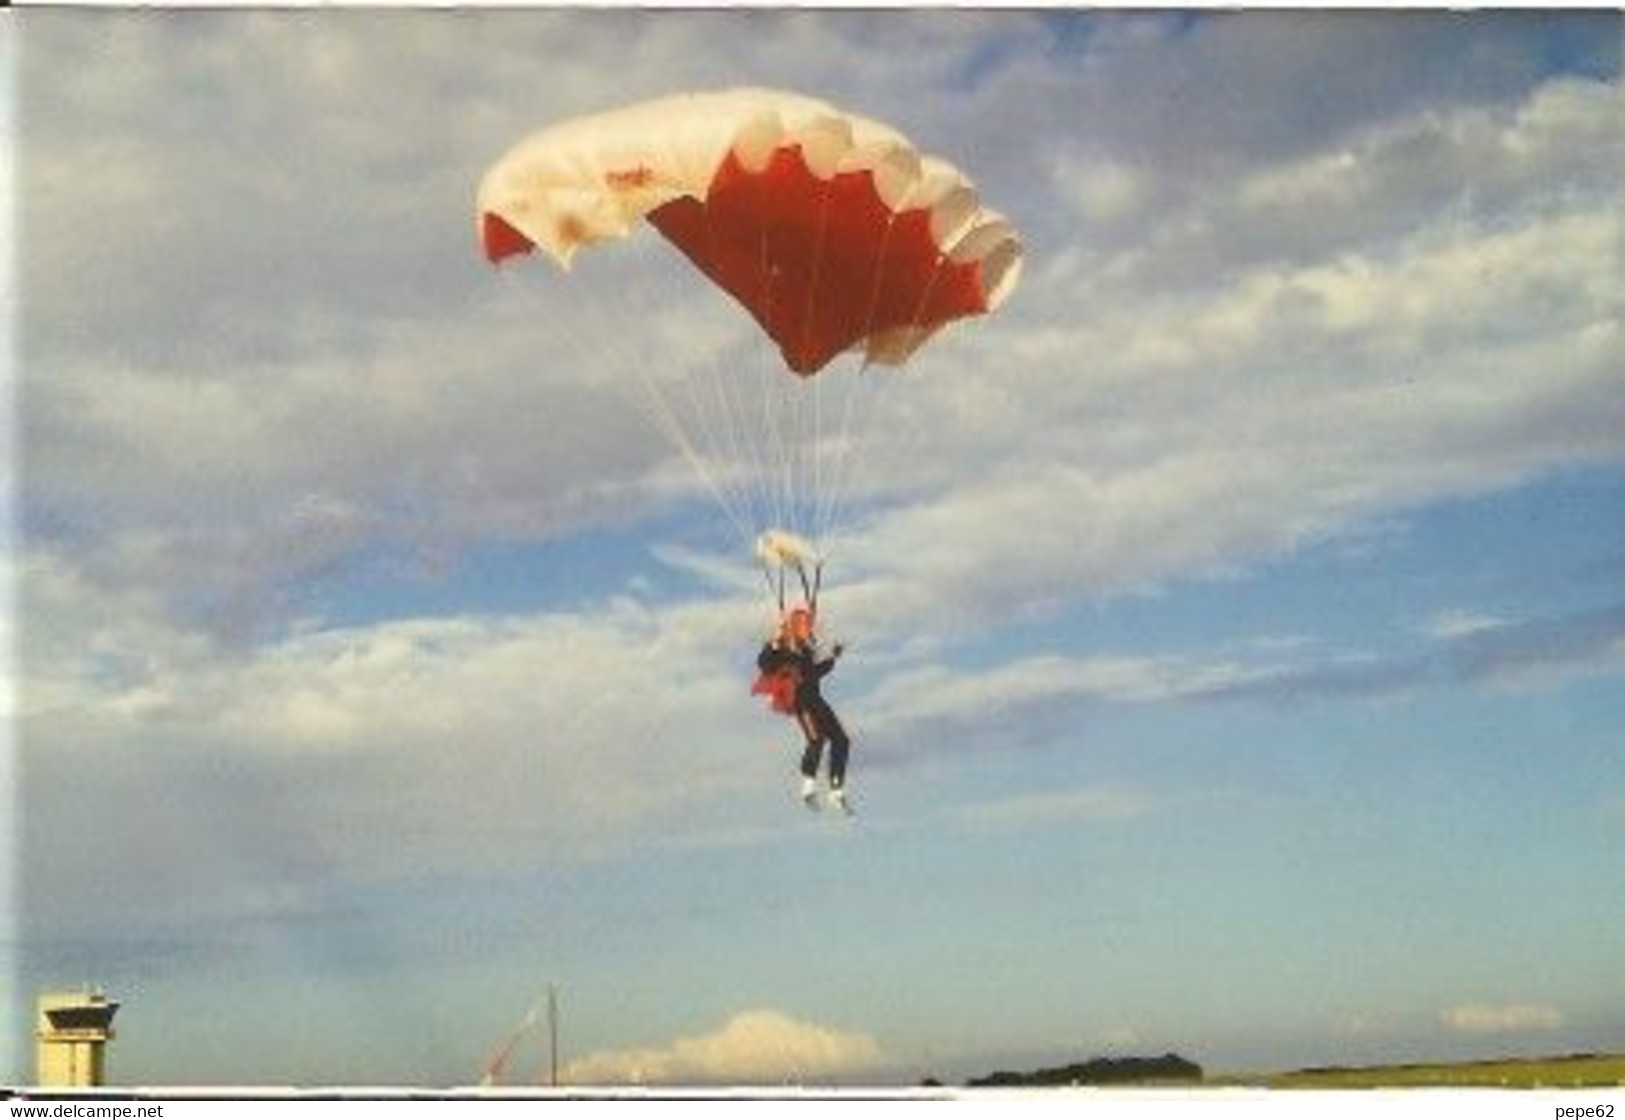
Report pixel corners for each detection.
[477,89,1022,616]
[477,87,1022,377]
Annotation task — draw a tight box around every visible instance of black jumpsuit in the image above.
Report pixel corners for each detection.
[790,644,851,790]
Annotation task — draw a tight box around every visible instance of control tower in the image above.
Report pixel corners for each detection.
[36,990,119,1088]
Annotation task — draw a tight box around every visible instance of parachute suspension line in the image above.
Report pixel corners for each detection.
[628,348,758,551]
[782,168,823,557]
[531,255,745,547]
[700,243,778,553]
[609,248,760,554]
[798,170,838,560]
[868,205,974,502]
[717,336,772,549]
[750,339,798,560]
[608,209,758,565]
[811,342,825,541]
[813,357,875,556]
[811,199,907,560]
[846,198,983,540]
[808,359,840,555]
[900,222,960,370]
[686,188,779,559]
[741,226,778,541]
[762,561,785,614]
[742,155,839,616]
[755,218,799,544]
[822,204,979,558]
[667,317,755,547]
[809,355,832,562]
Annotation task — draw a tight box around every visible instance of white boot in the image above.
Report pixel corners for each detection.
[799,776,819,810]
[827,786,852,815]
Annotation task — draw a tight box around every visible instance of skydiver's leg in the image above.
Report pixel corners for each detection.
[798,739,822,779]
[814,700,850,789]
[795,710,825,808]
[797,709,825,779]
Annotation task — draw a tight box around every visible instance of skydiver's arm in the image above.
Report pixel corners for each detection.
[808,644,843,679]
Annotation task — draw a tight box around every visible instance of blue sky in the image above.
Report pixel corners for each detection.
[6,7,1624,1088]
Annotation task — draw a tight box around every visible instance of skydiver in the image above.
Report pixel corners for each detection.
[759,607,852,813]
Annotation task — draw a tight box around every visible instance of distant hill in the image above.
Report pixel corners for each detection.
[966,1052,1203,1088]
[1263,1052,1625,1089]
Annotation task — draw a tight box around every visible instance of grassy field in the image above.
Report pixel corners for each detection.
[1254,1052,1625,1089]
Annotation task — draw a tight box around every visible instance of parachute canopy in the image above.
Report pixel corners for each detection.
[477,88,1023,375]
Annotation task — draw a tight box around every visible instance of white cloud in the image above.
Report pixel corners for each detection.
[560,1009,885,1086]
[1440,1003,1564,1034]
[1423,610,1507,641]
[957,785,1156,830]
[1232,78,1617,260]
[1433,602,1625,689]
[22,526,1623,936]
[19,547,787,930]
[851,193,1619,622]
[1059,156,1145,225]
[864,651,1272,736]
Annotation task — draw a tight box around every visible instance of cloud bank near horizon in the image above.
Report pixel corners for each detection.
[559,1009,886,1086]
